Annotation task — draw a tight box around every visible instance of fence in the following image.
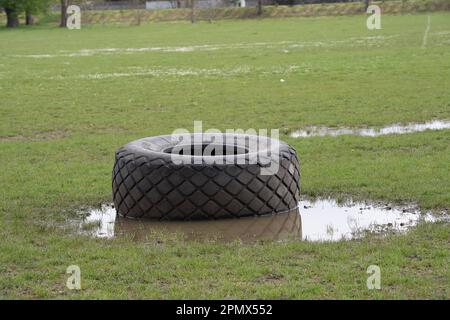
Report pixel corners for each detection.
[52,0,369,11]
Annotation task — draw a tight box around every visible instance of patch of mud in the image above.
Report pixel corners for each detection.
[76,198,447,242]
[299,198,445,241]
[0,130,69,142]
[290,120,450,138]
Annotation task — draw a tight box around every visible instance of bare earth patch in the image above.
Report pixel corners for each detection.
[0,130,69,142]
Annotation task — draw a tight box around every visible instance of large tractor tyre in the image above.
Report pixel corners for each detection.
[112,133,300,220]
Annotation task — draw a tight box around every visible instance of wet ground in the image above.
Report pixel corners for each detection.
[289,120,450,138]
[77,198,447,242]
[299,199,441,241]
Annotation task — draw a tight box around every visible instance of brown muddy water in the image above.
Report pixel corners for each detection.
[289,120,450,138]
[76,199,447,242]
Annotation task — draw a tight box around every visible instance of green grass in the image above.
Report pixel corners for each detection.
[0,12,449,299]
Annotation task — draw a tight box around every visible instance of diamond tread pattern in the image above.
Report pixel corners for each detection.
[112,143,300,220]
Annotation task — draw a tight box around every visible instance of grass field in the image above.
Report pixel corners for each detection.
[0,11,449,299]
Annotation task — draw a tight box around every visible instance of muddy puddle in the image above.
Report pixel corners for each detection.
[299,199,442,241]
[290,120,450,138]
[77,199,446,242]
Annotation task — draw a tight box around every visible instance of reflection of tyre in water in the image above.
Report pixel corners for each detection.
[112,133,300,220]
[114,209,301,242]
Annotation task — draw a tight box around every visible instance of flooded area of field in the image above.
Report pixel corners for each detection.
[76,198,446,242]
[290,120,450,138]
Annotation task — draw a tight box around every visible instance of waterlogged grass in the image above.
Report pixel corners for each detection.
[0,13,449,299]
[0,222,448,299]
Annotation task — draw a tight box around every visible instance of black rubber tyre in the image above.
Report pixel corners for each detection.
[112,133,300,220]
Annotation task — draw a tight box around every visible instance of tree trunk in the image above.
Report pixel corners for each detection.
[5,7,20,28]
[190,0,195,23]
[132,0,141,25]
[257,0,263,16]
[26,11,35,25]
[60,0,69,27]
[135,9,141,25]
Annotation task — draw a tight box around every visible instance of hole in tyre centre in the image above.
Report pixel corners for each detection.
[163,143,249,156]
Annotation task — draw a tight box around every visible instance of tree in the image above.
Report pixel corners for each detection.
[257,0,263,16]
[60,0,69,27]
[0,0,51,27]
[133,0,142,26]
[25,11,35,25]
[190,0,195,23]
[24,0,52,25]
[0,0,23,27]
